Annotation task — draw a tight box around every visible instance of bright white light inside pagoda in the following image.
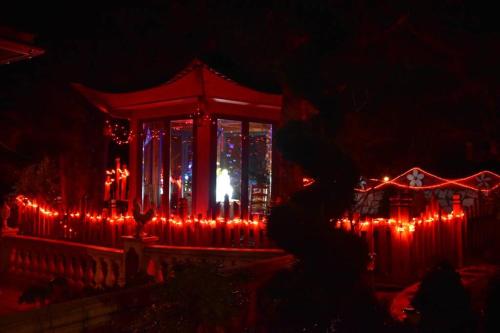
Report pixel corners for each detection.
[216,168,233,202]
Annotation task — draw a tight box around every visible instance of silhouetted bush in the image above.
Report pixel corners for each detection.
[485,273,500,333]
[412,261,475,333]
[126,262,247,333]
[264,107,384,331]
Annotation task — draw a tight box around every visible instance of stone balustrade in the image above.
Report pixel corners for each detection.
[142,244,286,283]
[1,233,287,288]
[0,234,124,289]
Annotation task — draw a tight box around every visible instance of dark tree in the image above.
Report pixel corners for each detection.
[485,273,500,333]
[127,263,246,333]
[412,261,475,333]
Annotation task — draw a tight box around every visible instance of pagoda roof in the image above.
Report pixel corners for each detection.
[0,28,44,65]
[73,60,282,120]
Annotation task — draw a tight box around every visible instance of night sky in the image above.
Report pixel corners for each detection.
[1,1,499,195]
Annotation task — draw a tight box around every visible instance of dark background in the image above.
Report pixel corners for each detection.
[1,0,498,200]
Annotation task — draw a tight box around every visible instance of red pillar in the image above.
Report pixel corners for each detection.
[389,194,413,282]
[128,119,139,213]
[452,193,463,267]
[193,115,212,217]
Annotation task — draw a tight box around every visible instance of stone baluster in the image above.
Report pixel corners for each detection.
[16,251,25,274]
[162,257,170,279]
[116,258,125,287]
[158,257,165,283]
[151,256,164,283]
[8,248,17,273]
[57,255,66,276]
[104,258,116,288]
[24,251,31,274]
[94,257,105,288]
[82,257,90,278]
[39,254,48,278]
[25,251,33,275]
[73,257,84,289]
[65,255,75,284]
[84,258,95,286]
[48,252,56,277]
[31,252,39,276]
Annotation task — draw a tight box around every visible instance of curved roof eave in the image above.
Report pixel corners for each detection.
[72,60,282,116]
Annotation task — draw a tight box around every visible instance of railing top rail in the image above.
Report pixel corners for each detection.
[222,254,294,274]
[145,244,284,255]
[1,234,123,255]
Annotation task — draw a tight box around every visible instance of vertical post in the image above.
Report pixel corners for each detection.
[115,157,121,201]
[121,235,159,283]
[452,193,462,215]
[193,113,212,217]
[161,119,170,216]
[389,193,412,223]
[389,193,413,282]
[128,119,139,213]
[241,122,249,219]
[452,193,463,266]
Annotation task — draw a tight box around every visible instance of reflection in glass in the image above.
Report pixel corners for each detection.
[141,121,165,209]
[170,120,193,215]
[216,119,242,204]
[248,122,272,216]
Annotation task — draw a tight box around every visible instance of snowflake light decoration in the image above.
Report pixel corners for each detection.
[407,169,424,187]
[476,173,491,189]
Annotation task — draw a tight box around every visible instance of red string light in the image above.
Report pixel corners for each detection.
[356,167,499,193]
[15,195,264,227]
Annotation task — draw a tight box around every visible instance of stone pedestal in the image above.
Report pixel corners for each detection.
[0,228,18,273]
[121,235,158,281]
[0,227,18,237]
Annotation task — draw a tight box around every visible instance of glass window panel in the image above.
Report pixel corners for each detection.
[216,119,242,204]
[169,119,193,215]
[141,121,165,209]
[248,122,272,216]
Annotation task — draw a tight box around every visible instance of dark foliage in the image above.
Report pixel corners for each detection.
[18,277,70,305]
[126,262,247,333]
[258,261,394,332]
[13,156,60,204]
[18,284,51,305]
[266,59,377,332]
[485,273,500,333]
[1,1,499,192]
[411,261,475,333]
[124,271,156,288]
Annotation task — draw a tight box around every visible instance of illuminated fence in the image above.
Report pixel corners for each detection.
[337,212,466,281]
[15,196,270,249]
[12,164,499,284]
[349,167,499,280]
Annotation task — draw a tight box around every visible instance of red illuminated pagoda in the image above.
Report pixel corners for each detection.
[74,60,282,219]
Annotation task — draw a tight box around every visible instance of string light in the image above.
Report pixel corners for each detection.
[16,195,265,228]
[302,177,315,187]
[356,167,499,193]
[335,212,465,234]
[104,120,133,145]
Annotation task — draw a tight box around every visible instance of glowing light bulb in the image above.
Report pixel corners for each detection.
[216,168,233,202]
[383,176,390,182]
